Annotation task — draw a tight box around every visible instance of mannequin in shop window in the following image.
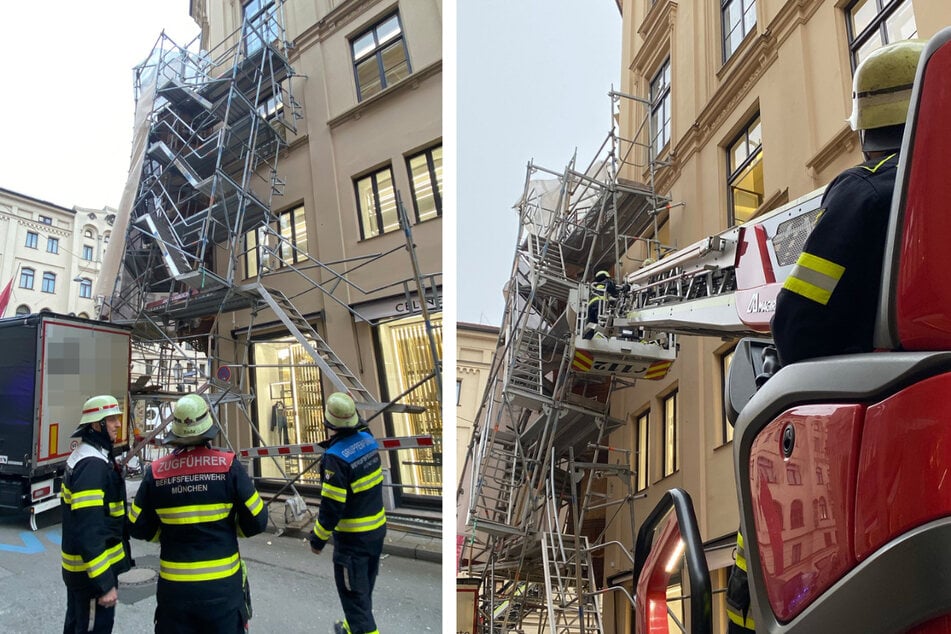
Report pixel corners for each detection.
[270,401,289,444]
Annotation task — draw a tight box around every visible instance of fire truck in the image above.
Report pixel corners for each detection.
[622,28,951,634]
[0,312,130,530]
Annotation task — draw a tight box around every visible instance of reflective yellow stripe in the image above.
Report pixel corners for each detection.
[783,252,845,305]
[156,503,233,524]
[727,608,756,629]
[860,153,896,173]
[321,482,347,503]
[244,491,264,516]
[336,508,386,533]
[128,502,142,523]
[313,520,332,541]
[62,543,126,578]
[351,468,383,493]
[109,501,125,517]
[68,488,105,510]
[159,552,240,582]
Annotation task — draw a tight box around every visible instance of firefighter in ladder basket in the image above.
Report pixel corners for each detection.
[127,394,267,633]
[725,39,925,633]
[583,269,629,340]
[309,392,387,634]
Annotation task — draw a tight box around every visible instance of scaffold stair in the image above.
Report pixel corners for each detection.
[470,430,526,536]
[541,532,604,634]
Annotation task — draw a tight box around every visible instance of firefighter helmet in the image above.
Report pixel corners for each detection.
[73,395,123,437]
[324,392,360,430]
[594,270,610,281]
[165,394,216,444]
[849,39,925,151]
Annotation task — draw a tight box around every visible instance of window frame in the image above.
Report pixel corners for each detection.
[406,145,443,223]
[41,272,56,294]
[243,206,308,278]
[726,114,764,226]
[354,165,398,240]
[38,215,52,225]
[845,0,917,70]
[720,347,736,445]
[47,236,59,254]
[82,245,94,261]
[25,231,38,249]
[79,278,93,299]
[649,58,672,158]
[662,390,679,478]
[635,410,650,491]
[19,268,35,290]
[721,0,757,62]
[350,12,412,102]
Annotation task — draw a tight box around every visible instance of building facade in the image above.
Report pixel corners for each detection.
[607,1,951,631]
[455,322,499,488]
[189,0,443,509]
[0,187,114,318]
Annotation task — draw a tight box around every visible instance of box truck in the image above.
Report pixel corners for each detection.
[0,312,130,529]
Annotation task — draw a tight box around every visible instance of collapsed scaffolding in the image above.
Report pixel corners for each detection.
[458,90,685,633]
[96,2,442,523]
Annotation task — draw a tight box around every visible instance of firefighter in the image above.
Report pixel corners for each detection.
[127,393,267,633]
[309,392,387,634]
[772,38,926,365]
[61,394,132,634]
[583,270,627,339]
[726,39,926,633]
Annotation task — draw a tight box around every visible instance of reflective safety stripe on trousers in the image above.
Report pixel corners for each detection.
[160,552,241,582]
[62,543,126,578]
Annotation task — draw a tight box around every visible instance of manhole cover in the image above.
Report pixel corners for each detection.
[119,567,157,585]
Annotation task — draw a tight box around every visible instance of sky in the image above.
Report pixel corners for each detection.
[457,1,622,326]
[0,2,200,211]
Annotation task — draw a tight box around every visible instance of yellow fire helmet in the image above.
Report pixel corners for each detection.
[73,394,123,437]
[849,39,926,133]
[165,393,217,445]
[324,392,360,430]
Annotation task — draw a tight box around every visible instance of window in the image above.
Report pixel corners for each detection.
[25,231,38,249]
[662,391,678,477]
[79,278,92,299]
[407,145,443,222]
[456,379,463,406]
[636,411,650,491]
[84,229,93,238]
[15,304,30,316]
[82,245,94,261]
[650,59,672,158]
[47,237,59,254]
[243,0,277,56]
[727,115,764,225]
[791,542,802,564]
[847,0,917,68]
[721,348,736,444]
[757,456,778,483]
[42,272,56,294]
[38,215,52,225]
[19,268,34,290]
[351,13,411,101]
[355,166,398,239]
[244,206,308,277]
[791,500,805,529]
[722,0,757,61]
[787,463,802,485]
